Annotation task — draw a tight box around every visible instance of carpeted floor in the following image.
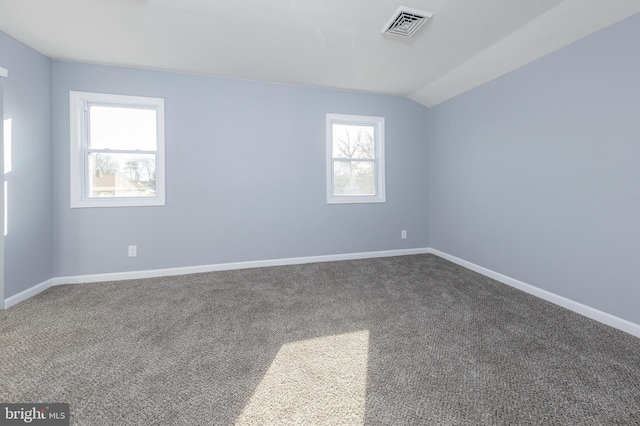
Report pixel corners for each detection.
[1,254,639,425]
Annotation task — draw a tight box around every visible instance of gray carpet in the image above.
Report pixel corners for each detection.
[1,254,639,425]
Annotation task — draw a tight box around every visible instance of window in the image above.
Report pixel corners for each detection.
[70,91,165,208]
[326,114,385,204]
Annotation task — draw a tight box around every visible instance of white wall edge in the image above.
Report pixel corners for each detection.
[0,67,8,78]
[4,278,54,309]
[51,248,431,285]
[427,248,640,339]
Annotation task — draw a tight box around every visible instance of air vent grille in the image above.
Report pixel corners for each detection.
[382,6,433,38]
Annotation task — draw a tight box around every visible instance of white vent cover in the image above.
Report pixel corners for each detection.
[382,6,433,38]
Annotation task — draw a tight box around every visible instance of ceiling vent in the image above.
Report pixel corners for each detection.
[382,6,433,38]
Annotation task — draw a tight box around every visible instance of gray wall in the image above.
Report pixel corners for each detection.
[0,31,54,298]
[52,62,429,277]
[7,14,639,328]
[429,14,640,324]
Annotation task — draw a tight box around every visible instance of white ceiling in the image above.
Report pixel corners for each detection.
[1,0,639,107]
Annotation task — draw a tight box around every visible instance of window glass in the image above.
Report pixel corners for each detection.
[70,91,165,208]
[326,114,385,204]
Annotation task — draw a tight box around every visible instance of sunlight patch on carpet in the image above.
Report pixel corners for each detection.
[235,330,370,425]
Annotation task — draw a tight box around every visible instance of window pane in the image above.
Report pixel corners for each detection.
[88,153,156,198]
[333,160,375,196]
[89,105,157,150]
[332,124,375,159]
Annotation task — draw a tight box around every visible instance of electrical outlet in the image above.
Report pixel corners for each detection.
[128,245,137,257]
[401,230,407,239]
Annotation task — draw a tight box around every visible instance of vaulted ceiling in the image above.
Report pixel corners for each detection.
[1,0,639,106]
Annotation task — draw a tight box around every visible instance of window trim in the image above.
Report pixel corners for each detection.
[326,113,386,204]
[70,91,165,208]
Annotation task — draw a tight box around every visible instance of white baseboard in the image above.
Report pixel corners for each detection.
[427,248,640,339]
[51,248,430,285]
[4,248,427,308]
[5,247,640,339]
[4,278,54,309]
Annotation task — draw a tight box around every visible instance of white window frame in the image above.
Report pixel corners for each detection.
[70,91,165,208]
[326,113,386,204]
